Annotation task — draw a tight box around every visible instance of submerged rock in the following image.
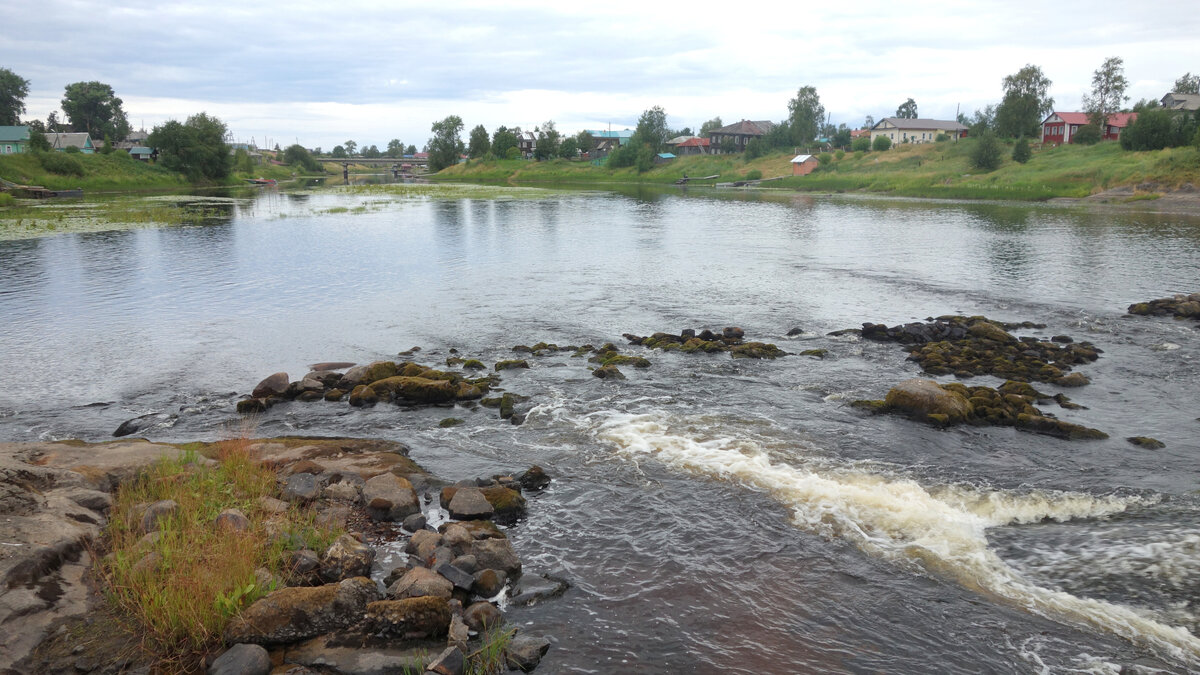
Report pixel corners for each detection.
[112,412,177,438]
[1127,436,1165,449]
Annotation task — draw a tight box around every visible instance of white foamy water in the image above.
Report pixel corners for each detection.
[588,410,1200,665]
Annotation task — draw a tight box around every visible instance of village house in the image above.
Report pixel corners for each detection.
[46,132,95,153]
[517,131,537,157]
[1160,92,1200,112]
[584,129,634,157]
[869,118,967,144]
[673,137,711,155]
[1040,112,1137,144]
[790,154,819,176]
[0,126,30,154]
[708,120,775,153]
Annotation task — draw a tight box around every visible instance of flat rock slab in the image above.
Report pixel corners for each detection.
[280,633,440,675]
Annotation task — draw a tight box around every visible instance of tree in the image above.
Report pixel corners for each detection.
[743,137,765,160]
[558,137,578,159]
[1173,72,1200,95]
[699,117,723,137]
[45,111,65,132]
[406,144,417,156]
[872,135,891,151]
[467,124,490,158]
[1120,108,1196,150]
[862,115,875,129]
[428,115,464,172]
[1011,137,1031,163]
[534,120,561,161]
[0,68,30,126]
[386,138,404,157]
[832,125,852,148]
[331,145,347,158]
[763,121,792,149]
[61,81,130,141]
[961,105,997,136]
[283,144,321,172]
[28,128,50,152]
[147,112,232,181]
[994,64,1053,138]
[1072,124,1101,145]
[575,131,594,154]
[492,126,518,159]
[343,140,357,157]
[851,136,871,152]
[895,98,918,119]
[970,131,1003,171]
[1083,56,1129,137]
[362,144,381,158]
[635,106,669,152]
[788,86,824,144]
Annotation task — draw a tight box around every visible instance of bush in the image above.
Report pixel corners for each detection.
[834,149,845,160]
[1073,124,1101,145]
[504,146,520,160]
[1011,138,1031,163]
[851,136,871,153]
[936,133,949,142]
[817,152,833,165]
[745,169,762,180]
[743,138,765,160]
[0,192,15,207]
[970,132,1003,171]
[63,146,81,154]
[37,150,85,176]
[1120,108,1194,151]
[872,136,892,151]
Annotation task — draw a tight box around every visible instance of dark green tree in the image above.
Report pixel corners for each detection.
[872,135,891,151]
[492,126,518,159]
[283,144,321,172]
[362,144,381,158]
[61,81,130,141]
[428,115,464,172]
[467,124,490,158]
[386,138,404,157]
[28,128,51,152]
[970,131,1003,171]
[343,140,357,157]
[635,106,669,152]
[763,120,792,149]
[534,121,561,161]
[0,67,30,126]
[331,145,347,158]
[994,64,1053,138]
[1083,56,1129,136]
[147,112,232,181]
[862,115,875,129]
[575,131,594,154]
[558,137,578,159]
[832,125,852,148]
[851,136,871,152]
[895,98,918,119]
[406,144,417,155]
[699,117,723,137]
[45,111,65,132]
[743,137,765,160]
[1173,72,1200,95]
[788,86,824,144]
[1011,137,1031,163]
[1119,108,1193,150]
[1072,124,1101,145]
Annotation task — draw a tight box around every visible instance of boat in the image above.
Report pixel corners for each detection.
[246,178,277,186]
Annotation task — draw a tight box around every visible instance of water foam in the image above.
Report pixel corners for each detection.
[588,411,1199,665]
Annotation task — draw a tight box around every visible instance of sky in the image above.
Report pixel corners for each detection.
[2,0,1198,151]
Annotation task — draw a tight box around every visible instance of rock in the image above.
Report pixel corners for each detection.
[407,530,443,559]
[1055,372,1091,387]
[320,534,376,582]
[259,496,289,514]
[289,460,326,476]
[387,566,453,600]
[517,466,550,491]
[140,499,179,534]
[966,321,1017,344]
[499,393,516,420]
[471,538,521,578]
[434,562,475,592]
[287,549,321,584]
[362,472,420,521]
[1127,436,1165,449]
[215,508,249,532]
[279,633,431,673]
[364,596,451,640]
[323,480,360,502]
[369,376,458,404]
[208,643,271,675]
[1015,414,1108,440]
[884,379,972,424]
[348,384,378,407]
[441,524,473,555]
[402,513,427,532]
[224,577,380,645]
[252,372,290,398]
[722,326,744,339]
[462,359,486,370]
[426,646,465,675]
[336,365,370,389]
[506,635,551,673]
[283,473,319,503]
[592,364,625,380]
[786,327,804,336]
[462,601,503,632]
[323,388,345,402]
[112,412,177,438]
[472,569,506,598]
[494,359,530,372]
[439,417,464,428]
[799,348,827,358]
[448,613,470,647]
[309,361,355,371]
[359,361,399,385]
[450,555,476,574]
[236,398,269,414]
[508,574,569,606]
[447,487,494,521]
[315,504,352,530]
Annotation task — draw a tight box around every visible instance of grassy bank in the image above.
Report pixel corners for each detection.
[0,151,189,190]
[435,139,1200,201]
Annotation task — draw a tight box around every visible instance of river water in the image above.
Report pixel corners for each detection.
[2,184,1199,673]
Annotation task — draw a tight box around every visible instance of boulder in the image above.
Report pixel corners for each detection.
[471,538,521,578]
[966,321,1017,344]
[320,534,376,582]
[884,379,973,424]
[1055,372,1091,387]
[252,372,290,398]
[506,635,551,673]
[215,508,249,533]
[364,596,451,640]
[472,569,506,598]
[591,364,625,380]
[441,523,473,555]
[462,601,503,632]
[1127,436,1165,449]
[407,530,443,560]
[517,465,551,491]
[402,513,427,532]
[112,412,177,438]
[362,472,420,521]
[369,376,458,404]
[208,643,271,675]
[140,499,179,534]
[223,577,380,645]
[387,566,453,599]
[427,646,465,675]
[348,384,378,407]
[236,398,269,414]
[433,562,475,592]
[282,473,319,503]
[508,573,569,606]
[359,361,399,385]
[446,487,494,521]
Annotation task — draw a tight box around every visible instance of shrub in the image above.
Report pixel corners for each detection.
[504,146,520,160]
[817,152,833,165]
[851,136,871,152]
[1011,138,1031,163]
[970,132,1003,171]
[63,146,81,154]
[745,169,762,180]
[936,133,949,142]
[872,135,892,151]
[0,192,15,207]
[743,138,765,160]
[1073,124,1101,145]
[37,150,85,176]
[1120,108,1193,150]
[834,149,845,160]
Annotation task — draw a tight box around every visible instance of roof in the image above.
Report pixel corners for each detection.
[1043,112,1138,127]
[1160,92,1200,111]
[873,118,967,132]
[665,136,697,145]
[656,153,676,159]
[128,146,152,155]
[850,129,870,138]
[710,120,776,136]
[47,132,93,148]
[585,129,634,139]
[790,154,816,163]
[0,125,30,142]
[676,137,710,147]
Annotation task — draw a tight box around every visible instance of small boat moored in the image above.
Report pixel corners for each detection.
[246,178,277,186]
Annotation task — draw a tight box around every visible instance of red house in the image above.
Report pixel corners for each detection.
[1041,112,1137,145]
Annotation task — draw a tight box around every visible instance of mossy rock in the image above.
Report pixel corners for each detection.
[237,398,268,414]
[598,354,651,368]
[729,342,787,359]
[348,384,378,407]
[445,357,465,367]
[494,359,530,371]
[1054,372,1090,387]
[799,349,828,358]
[512,345,533,353]
[480,485,527,524]
[1015,413,1107,440]
[369,376,458,404]
[592,364,625,380]
[883,379,972,424]
[850,399,886,413]
[324,388,346,402]
[479,397,502,409]
[462,359,486,370]
[397,362,430,378]
[439,418,465,428]
[455,382,483,399]
[499,393,515,419]
[1127,436,1165,449]
[360,361,399,385]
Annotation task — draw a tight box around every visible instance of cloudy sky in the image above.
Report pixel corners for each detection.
[2,1,1197,150]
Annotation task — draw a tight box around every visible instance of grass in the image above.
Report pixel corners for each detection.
[0,194,243,240]
[0,151,189,190]
[433,140,1200,201]
[98,438,342,670]
[467,625,518,675]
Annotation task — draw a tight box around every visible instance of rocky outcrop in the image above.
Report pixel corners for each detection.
[622,328,788,359]
[1128,293,1200,320]
[225,577,381,645]
[882,378,973,425]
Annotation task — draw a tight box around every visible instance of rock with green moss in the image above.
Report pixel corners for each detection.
[1127,436,1165,449]
[883,379,973,424]
[439,418,465,428]
[462,359,486,370]
[494,360,530,372]
[1127,293,1200,319]
[1015,414,1107,440]
[730,342,787,359]
[369,376,458,404]
[348,385,378,407]
[323,388,345,402]
[445,357,465,368]
[850,399,887,413]
[592,364,625,380]
[359,361,400,386]
[799,348,828,358]
[591,354,651,368]
[499,393,515,419]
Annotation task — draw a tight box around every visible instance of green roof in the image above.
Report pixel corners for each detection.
[0,126,30,143]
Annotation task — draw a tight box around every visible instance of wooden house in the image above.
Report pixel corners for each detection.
[869,118,966,144]
[1041,112,1136,144]
[46,132,95,153]
[708,120,775,153]
[0,126,30,155]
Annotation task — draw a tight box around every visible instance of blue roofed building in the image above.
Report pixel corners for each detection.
[0,126,30,154]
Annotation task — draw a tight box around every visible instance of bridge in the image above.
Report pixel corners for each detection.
[318,156,428,167]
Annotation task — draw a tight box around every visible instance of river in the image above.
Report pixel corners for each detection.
[1,184,1198,673]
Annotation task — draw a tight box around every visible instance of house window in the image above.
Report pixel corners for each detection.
[3,145,10,154]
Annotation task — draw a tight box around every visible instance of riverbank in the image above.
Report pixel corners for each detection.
[435,139,1200,202]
